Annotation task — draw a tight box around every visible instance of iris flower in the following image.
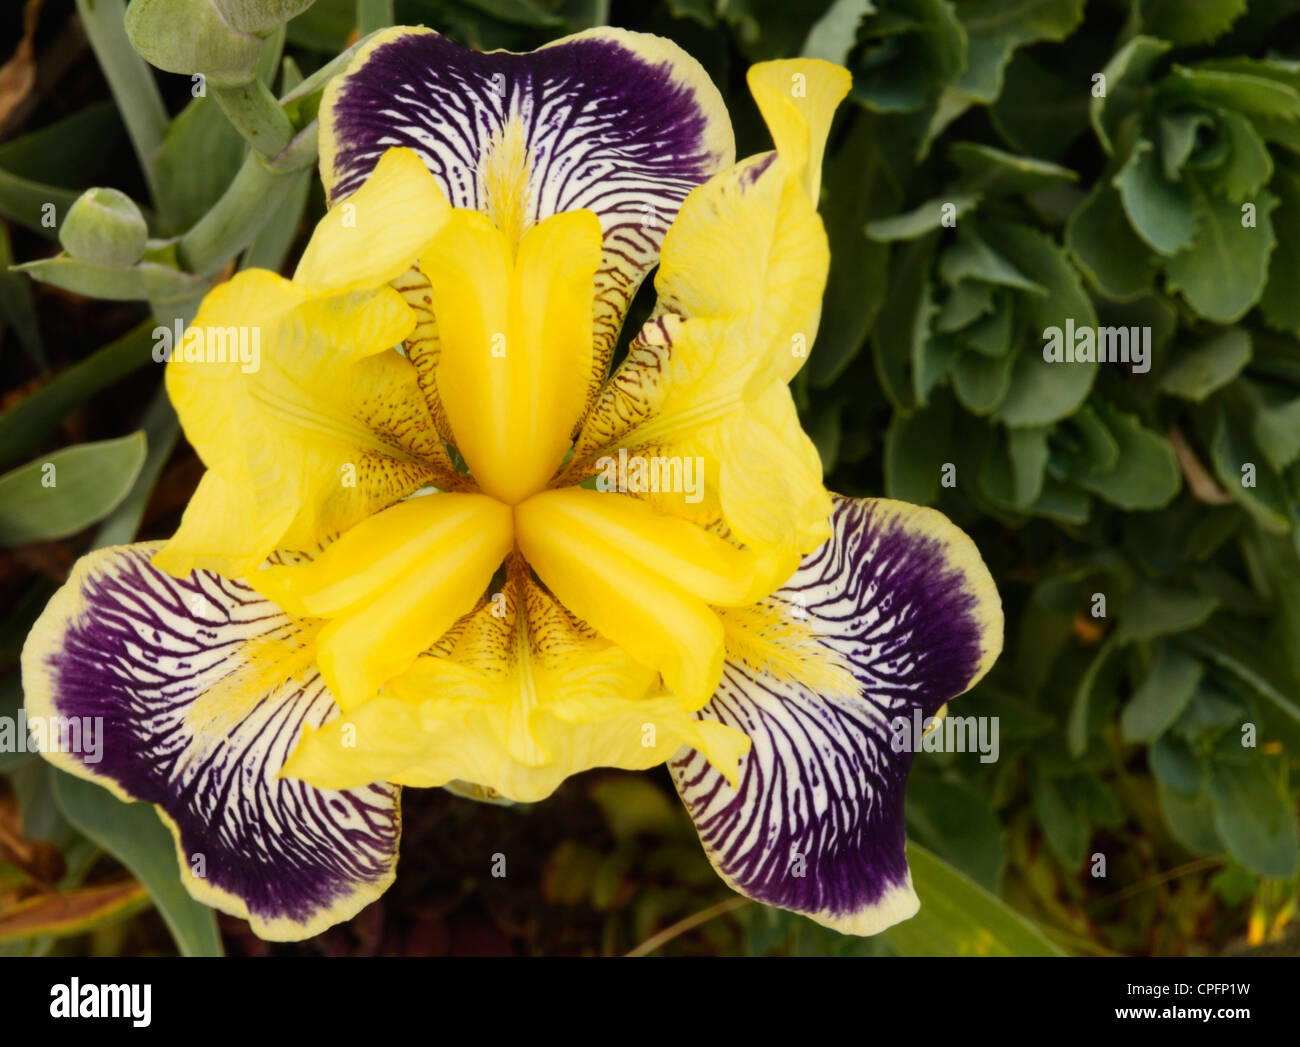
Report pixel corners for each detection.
[22,27,1002,942]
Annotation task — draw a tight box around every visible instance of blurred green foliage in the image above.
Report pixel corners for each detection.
[0,0,1298,956]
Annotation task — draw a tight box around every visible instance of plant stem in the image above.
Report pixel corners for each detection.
[211,79,296,159]
[75,0,168,200]
[177,123,318,276]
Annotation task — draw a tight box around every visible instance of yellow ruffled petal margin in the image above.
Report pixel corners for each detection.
[155,148,454,579]
[295,147,452,295]
[570,59,851,558]
[282,560,751,802]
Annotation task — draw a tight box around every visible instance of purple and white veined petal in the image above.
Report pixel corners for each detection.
[20,543,400,942]
[671,497,1003,935]
[319,26,734,396]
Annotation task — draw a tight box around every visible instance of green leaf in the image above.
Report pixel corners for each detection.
[906,777,1004,891]
[1138,0,1247,45]
[1181,626,1300,738]
[1207,109,1274,201]
[1159,66,1300,121]
[1209,395,1291,531]
[1159,111,1214,181]
[951,0,1084,104]
[1207,762,1299,878]
[949,141,1077,196]
[981,223,1097,426]
[0,169,82,241]
[1068,635,1116,756]
[1115,583,1219,644]
[1259,164,1300,335]
[952,345,1016,414]
[935,280,995,332]
[93,391,179,549]
[588,777,683,841]
[980,423,1049,508]
[809,114,897,386]
[866,193,978,241]
[241,166,310,273]
[1058,404,1120,474]
[802,0,873,63]
[1252,392,1300,473]
[0,221,43,367]
[53,772,223,956]
[881,842,1062,956]
[1159,328,1251,401]
[0,677,32,772]
[1113,139,1201,255]
[0,103,126,188]
[458,0,566,28]
[0,321,156,470]
[1030,475,1091,523]
[850,0,966,114]
[1152,733,1208,797]
[939,232,1046,294]
[990,52,1089,159]
[1067,403,1180,510]
[1121,645,1204,742]
[1159,783,1224,853]
[884,399,952,504]
[1033,773,1090,865]
[723,0,837,61]
[963,296,1016,356]
[914,325,958,406]
[285,0,355,51]
[15,256,207,304]
[1066,180,1159,300]
[153,94,247,235]
[1164,178,1277,323]
[0,434,147,546]
[1091,36,1172,156]
[872,234,937,411]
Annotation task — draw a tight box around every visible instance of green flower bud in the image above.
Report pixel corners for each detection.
[214,0,318,34]
[125,0,262,87]
[58,188,148,268]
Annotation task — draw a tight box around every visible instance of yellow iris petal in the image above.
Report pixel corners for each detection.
[423,207,603,504]
[253,493,513,710]
[515,487,793,707]
[294,146,452,296]
[279,570,753,800]
[156,271,446,578]
[745,60,852,201]
[571,59,851,558]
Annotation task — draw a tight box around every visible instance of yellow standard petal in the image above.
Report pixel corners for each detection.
[423,207,602,504]
[745,59,852,201]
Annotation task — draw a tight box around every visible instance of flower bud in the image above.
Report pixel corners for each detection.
[125,0,262,86]
[214,0,318,34]
[58,188,148,268]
